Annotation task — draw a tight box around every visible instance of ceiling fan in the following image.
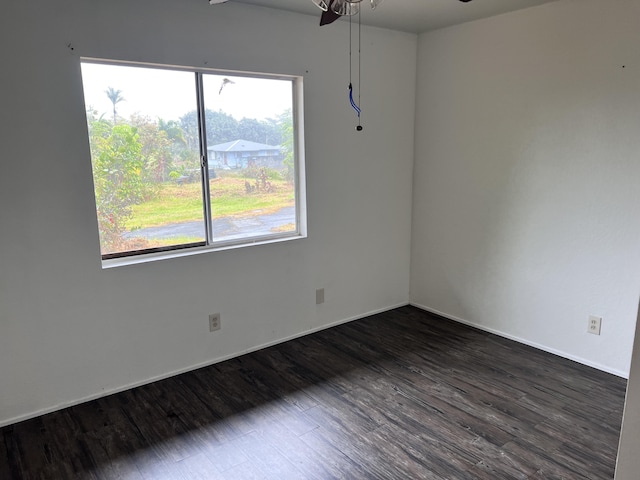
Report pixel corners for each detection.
[207,0,474,131]
[209,0,474,27]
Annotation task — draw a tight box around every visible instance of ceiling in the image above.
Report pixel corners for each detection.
[234,0,560,34]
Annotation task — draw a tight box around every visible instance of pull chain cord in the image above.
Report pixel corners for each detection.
[348,9,363,131]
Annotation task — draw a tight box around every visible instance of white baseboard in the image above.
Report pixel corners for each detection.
[410,302,628,379]
[0,302,409,429]
[6,300,624,428]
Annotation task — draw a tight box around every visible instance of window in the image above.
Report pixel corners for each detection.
[80,59,305,265]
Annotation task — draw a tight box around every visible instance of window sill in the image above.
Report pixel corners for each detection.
[101,232,307,269]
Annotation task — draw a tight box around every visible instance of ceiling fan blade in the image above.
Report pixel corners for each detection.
[320,0,341,26]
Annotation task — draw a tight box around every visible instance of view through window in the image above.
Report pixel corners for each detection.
[80,60,302,261]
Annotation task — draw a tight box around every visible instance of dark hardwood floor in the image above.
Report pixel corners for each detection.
[0,306,627,479]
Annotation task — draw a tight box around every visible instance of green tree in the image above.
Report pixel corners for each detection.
[260,117,283,146]
[130,114,173,184]
[158,119,187,149]
[105,87,125,123]
[179,110,200,152]
[179,109,240,148]
[238,118,266,144]
[88,120,146,253]
[157,118,198,176]
[278,109,295,183]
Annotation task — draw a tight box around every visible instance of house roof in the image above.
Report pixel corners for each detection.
[207,139,281,153]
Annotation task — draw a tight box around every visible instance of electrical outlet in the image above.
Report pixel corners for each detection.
[316,288,325,305]
[209,313,221,332]
[588,315,602,335]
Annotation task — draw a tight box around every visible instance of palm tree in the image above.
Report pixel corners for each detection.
[105,87,125,123]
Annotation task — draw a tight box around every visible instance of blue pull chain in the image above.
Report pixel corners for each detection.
[349,83,361,117]
[348,10,363,131]
[349,83,363,131]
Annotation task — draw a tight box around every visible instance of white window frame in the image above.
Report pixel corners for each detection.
[80,58,307,268]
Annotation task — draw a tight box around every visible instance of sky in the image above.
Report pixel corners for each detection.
[80,62,293,122]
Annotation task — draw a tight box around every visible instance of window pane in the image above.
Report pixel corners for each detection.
[80,60,303,263]
[202,74,297,241]
[80,63,205,256]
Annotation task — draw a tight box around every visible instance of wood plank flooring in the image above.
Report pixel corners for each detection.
[0,306,627,479]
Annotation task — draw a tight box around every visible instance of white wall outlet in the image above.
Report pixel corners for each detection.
[588,315,602,335]
[209,313,221,332]
[316,288,325,305]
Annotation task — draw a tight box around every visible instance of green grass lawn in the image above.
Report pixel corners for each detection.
[126,176,295,230]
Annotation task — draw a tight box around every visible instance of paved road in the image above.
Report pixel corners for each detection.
[125,206,296,242]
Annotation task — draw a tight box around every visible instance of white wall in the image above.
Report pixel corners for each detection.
[411,0,640,376]
[4,0,639,432]
[0,0,416,426]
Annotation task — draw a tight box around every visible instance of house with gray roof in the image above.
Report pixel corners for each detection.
[207,139,283,170]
